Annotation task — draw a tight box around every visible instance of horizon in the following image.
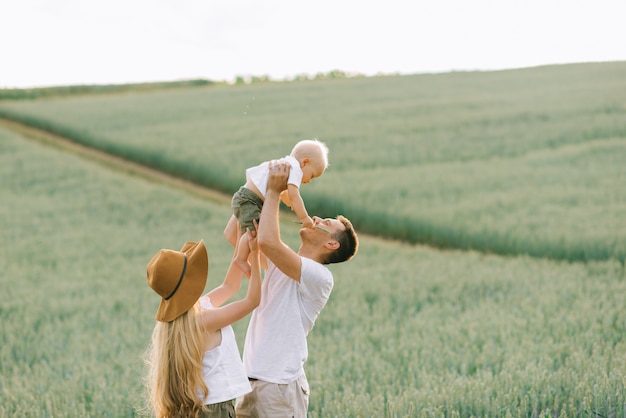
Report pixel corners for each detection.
[2,60,623,90]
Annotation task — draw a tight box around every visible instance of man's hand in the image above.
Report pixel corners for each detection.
[267,160,290,194]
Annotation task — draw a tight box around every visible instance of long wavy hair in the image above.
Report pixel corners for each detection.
[144,302,209,418]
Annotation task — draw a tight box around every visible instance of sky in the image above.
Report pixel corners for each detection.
[2,0,625,88]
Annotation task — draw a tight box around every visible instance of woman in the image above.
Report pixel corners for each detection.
[144,227,261,418]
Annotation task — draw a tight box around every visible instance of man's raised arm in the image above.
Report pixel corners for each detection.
[257,160,303,280]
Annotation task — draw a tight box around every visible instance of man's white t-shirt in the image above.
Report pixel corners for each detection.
[245,155,303,198]
[242,257,333,384]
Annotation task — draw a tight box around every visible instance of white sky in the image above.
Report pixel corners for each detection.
[1,0,625,88]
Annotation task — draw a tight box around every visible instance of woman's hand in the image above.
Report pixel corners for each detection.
[247,220,259,253]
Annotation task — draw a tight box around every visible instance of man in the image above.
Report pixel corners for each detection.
[235,160,359,418]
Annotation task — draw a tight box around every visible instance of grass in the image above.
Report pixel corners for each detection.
[2,111,625,416]
[0,62,625,262]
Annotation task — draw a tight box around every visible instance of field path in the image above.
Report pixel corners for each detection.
[0,117,233,205]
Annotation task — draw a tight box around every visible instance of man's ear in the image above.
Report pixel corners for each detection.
[324,240,340,251]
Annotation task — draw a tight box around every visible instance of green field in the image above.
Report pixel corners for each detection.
[1,63,626,417]
[1,62,625,263]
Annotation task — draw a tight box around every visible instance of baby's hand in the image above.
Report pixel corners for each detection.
[300,216,314,229]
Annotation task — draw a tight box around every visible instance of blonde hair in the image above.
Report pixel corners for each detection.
[144,302,209,418]
[291,138,329,169]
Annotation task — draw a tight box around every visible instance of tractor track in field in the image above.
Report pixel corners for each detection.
[0,116,308,227]
[0,117,234,205]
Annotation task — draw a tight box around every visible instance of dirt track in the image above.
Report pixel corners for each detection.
[0,117,232,205]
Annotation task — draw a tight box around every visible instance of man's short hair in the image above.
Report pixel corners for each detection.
[324,215,358,264]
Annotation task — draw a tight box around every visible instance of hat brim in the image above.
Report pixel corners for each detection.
[155,240,208,322]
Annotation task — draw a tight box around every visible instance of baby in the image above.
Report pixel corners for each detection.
[225,139,329,276]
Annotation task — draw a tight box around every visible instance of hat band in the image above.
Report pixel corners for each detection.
[164,254,187,300]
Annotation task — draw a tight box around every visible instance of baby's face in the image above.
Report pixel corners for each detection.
[301,159,326,184]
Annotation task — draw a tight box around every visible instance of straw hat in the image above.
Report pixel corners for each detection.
[146,240,208,322]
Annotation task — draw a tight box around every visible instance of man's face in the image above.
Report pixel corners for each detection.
[307,216,345,237]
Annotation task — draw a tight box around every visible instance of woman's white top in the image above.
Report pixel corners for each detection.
[197,296,251,405]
